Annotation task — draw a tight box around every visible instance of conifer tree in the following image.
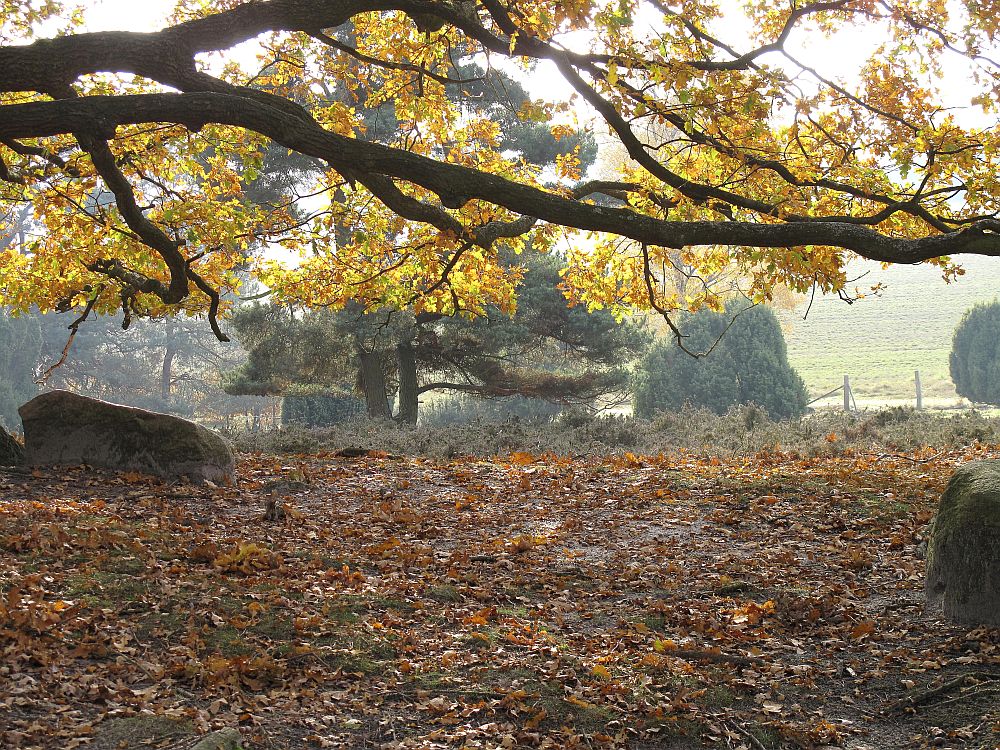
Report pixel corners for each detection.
[950,302,1000,406]
[634,302,807,420]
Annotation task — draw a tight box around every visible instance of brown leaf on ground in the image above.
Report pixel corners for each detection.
[1,447,999,749]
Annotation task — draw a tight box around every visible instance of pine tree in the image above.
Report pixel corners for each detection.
[225,252,648,425]
[633,302,807,420]
[950,301,1000,406]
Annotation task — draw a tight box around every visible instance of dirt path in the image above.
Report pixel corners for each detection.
[1,447,998,749]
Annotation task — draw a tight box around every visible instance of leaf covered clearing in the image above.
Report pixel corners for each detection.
[2,448,999,749]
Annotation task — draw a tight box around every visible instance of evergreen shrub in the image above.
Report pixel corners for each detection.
[950,301,1000,406]
[633,302,807,420]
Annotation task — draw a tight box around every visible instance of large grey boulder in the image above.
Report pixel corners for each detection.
[19,390,235,484]
[0,425,24,465]
[926,460,1000,626]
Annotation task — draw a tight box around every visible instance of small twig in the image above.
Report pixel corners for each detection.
[871,451,943,464]
[728,720,769,750]
[309,31,479,86]
[380,686,506,699]
[883,672,1000,715]
[35,291,101,383]
[930,684,1000,711]
[802,277,818,321]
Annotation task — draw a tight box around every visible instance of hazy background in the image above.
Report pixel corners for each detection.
[780,255,1000,408]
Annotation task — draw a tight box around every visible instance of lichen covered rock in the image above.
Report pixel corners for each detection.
[19,390,235,484]
[0,425,24,465]
[925,460,1000,626]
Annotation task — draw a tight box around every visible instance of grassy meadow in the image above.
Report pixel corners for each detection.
[778,254,1000,408]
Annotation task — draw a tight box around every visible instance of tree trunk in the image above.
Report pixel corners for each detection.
[356,344,391,420]
[161,341,177,399]
[395,341,418,425]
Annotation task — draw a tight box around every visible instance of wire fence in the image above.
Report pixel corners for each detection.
[809,371,923,411]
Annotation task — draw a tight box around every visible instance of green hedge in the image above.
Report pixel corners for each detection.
[281,394,364,427]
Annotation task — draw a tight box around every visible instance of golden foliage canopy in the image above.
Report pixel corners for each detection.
[1,0,1000,337]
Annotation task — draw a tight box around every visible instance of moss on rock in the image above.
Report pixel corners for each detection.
[925,460,1000,626]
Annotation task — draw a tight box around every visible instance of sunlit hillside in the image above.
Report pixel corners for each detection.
[779,255,1000,408]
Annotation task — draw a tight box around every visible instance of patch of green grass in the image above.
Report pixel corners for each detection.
[321,594,416,626]
[476,667,617,732]
[136,609,187,640]
[835,485,916,521]
[154,548,187,561]
[780,256,1000,404]
[715,579,755,596]
[370,596,417,613]
[324,603,363,625]
[411,671,462,691]
[208,592,246,615]
[252,581,305,601]
[478,666,537,688]
[538,695,616,732]
[501,584,543,602]
[205,625,253,657]
[498,604,530,618]
[642,612,669,632]
[310,625,398,675]
[205,613,298,657]
[640,715,708,742]
[460,632,491,651]
[698,685,737,708]
[324,649,392,675]
[747,724,782,749]
[427,584,463,602]
[62,567,151,607]
[108,556,147,574]
[253,612,297,640]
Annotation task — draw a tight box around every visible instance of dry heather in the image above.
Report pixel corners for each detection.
[229,406,1000,459]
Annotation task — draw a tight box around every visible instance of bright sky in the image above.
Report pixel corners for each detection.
[79,0,992,126]
[83,0,169,31]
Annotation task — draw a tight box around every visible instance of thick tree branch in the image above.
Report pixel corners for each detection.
[186,265,230,341]
[75,132,190,304]
[2,92,998,264]
[0,0,958,234]
[417,370,619,403]
[0,1,486,95]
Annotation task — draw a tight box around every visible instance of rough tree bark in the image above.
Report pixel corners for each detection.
[161,321,178,400]
[356,343,392,420]
[395,341,419,426]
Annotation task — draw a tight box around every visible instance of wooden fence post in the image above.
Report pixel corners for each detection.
[915,370,923,410]
[843,375,851,412]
